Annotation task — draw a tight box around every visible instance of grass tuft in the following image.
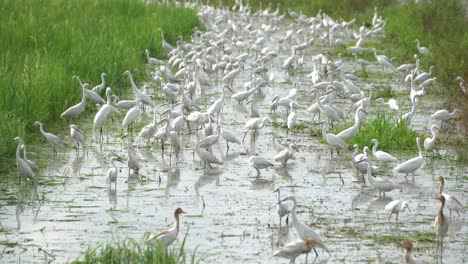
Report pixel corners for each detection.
[350,111,420,151]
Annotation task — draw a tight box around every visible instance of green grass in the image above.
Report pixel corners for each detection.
[349,111,420,151]
[0,0,201,169]
[72,232,204,264]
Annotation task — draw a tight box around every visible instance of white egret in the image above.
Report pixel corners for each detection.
[33,121,68,155]
[424,125,439,153]
[138,108,158,145]
[73,76,105,105]
[208,85,230,119]
[385,200,410,222]
[108,157,123,189]
[248,156,274,176]
[270,132,287,153]
[274,143,298,167]
[439,176,465,217]
[393,137,424,178]
[370,139,397,162]
[13,137,35,182]
[195,132,223,168]
[148,208,186,248]
[430,108,461,128]
[70,124,85,152]
[199,125,221,149]
[145,49,164,65]
[322,124,347,157]
[242,116,269,144]
[112,95,139,110]
[92,73,107,94]
[60,81,87,121]
[93,87,119,142]
[281,195,330,259]
[273,187,289,227]
[273,238,327,264]
[372,48,394,70]
[287,102,297,131]
[413,65,434,84]
[360,159,400,197]
[123,70,156,108]
[158,28,174,53]
[415,39,430,56]
[221,128,241,152]
[336,108,366,142]
[123,134,140,173]
[435,195,448,254]
[122,103,141,134]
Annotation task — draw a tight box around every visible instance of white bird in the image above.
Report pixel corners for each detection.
[122,103,141,133]
[242,116,269,144]
[273,238,327,264]
[248,156,274,176]
[415,39,430,56]
[138,108,158,145]
[270,132,287,153]
[430,108,461,128]
[73,76,105,105]
[92,72,107,94]
[33,121,68,154]
[287,102,297,131]
[123,70,156,108]
[195,132,223,168]
[199,125,221,149]
[221,128,241,152]
[60,81,87,121]
[21,143,39,175]
[108,157,123,189]
[145,49,164,65]
[273,187,289,227]
[70,124,85,152]
[370,139,397,162]
[393,137,424,178]
[360,159,400,197]
[274,143,298,167]
[123,134,140,173]
[147,208,186,248]
[424,125,439,153]
[413,65,434,84]
[93,87,119,142]
[336,108,366,142]
[208,85,230,119]
[434,195,449,254]
[13,137,35,181]
[281,195,330,259]
[322,124,347,156]
[385,200,410,222]
[372,48,394,70]
[438,176,465,217]
[112,95,139,110]
[158,28,174,53]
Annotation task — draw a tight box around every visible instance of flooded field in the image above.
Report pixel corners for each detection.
[0,4,466,264]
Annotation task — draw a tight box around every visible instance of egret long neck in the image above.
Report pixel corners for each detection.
[15,142,22,162]
[437,200,445,225]
[372,141,378,156]
[416,139,422,157]
[290,199,298,227]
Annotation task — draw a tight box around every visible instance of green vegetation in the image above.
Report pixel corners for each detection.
[0,0,201,168]
[72,232,204,264]
[350,111,420,151]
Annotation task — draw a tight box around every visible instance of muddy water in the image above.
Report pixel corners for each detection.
[1,5,466,264]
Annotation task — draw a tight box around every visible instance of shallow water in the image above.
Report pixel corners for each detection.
[0,4,466,264]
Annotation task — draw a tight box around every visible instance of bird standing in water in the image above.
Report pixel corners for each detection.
[148,208,187,249]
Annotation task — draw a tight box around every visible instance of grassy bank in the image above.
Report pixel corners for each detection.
[0,0,201,169]
[72,233,204,264]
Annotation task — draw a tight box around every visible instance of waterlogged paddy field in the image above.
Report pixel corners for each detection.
[0,5,466,264]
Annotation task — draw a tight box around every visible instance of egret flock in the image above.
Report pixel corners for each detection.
[10,1,465,263]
